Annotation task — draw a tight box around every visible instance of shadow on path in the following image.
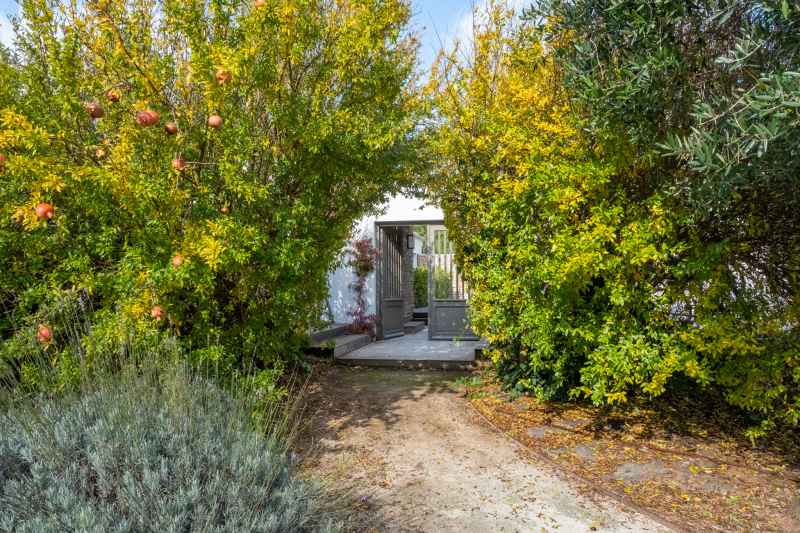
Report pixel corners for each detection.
[297,365,669,533]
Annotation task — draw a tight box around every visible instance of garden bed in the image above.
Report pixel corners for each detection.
[464,370,800,532]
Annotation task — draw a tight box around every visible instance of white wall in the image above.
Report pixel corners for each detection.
[327,217,377,324]
[326,194,443,325]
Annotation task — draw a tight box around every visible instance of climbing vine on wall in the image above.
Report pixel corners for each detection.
[346,236,379,336]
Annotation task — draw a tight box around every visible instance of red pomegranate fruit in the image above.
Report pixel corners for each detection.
[220,205,230,214]
[35,202,55,220]
[136,109,160,127]
[37,324,52,344]
[165,122,179,135]
[207,114,223,129]
[171,253,184,268]
[254,0,266,7]
[135,111,150,126]
[215,68,232,84]
[171,158,187,172]
[85,101,104,119]
[106,89,121,102]
[150,305,164,320]
[0,153,5,172]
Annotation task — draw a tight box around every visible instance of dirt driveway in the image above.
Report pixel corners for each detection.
[299,366,671,533]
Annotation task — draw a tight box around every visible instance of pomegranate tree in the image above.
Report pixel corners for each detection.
[0,0,418,391]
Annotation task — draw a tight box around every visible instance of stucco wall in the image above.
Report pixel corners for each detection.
[327,218,377,324]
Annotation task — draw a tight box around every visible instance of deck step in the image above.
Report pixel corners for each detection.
[336,358,475,370]
[412,307,428,325]
[309,323,349,344]
[404,321,425,334]
[311,333,372,359]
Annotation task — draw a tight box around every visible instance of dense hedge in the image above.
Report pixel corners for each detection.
[0,0,418,390]
[428,2,799,434]
[0,367,337,532]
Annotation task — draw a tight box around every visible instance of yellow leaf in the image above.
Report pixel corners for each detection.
[198,235,224,270]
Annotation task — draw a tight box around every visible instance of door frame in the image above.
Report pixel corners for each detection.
[374,220,444,340]
[375,225,404,339]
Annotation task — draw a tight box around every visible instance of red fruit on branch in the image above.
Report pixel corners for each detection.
[106,89,121,102]
[135,111,150,126]
[220,205,230,214]
[85,101,104,119]
[136,109,160,127]
[207,114,223,129]
[0,153,5,172]
[215,68,232,84]
[171,158,187,172]
[165,122,179,135]
[37,324,52,344]
[95,147,106,159]
[35,202,55,220]
[254,0,266,7]
[171,253,184,268]
[150,305,164,320]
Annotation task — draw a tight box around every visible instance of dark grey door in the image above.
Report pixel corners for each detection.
[378,226,404,339]
[428,228,478,340]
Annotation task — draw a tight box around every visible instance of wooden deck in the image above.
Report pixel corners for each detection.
[336,328,482,369]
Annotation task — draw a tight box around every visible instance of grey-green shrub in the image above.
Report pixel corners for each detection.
[0,368,338,533]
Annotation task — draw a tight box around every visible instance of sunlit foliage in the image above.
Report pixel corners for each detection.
[0,0,419,390]
[429,0,799,434]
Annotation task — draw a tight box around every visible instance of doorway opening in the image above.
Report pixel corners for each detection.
[374,221,478,341]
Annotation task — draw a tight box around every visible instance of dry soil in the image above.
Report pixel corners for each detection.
[299,366,672,533]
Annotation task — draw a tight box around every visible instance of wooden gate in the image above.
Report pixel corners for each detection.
[428,227,478,340]
[377,226,404,339]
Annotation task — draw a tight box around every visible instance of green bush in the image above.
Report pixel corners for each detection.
[412,266,453,306]
[429,2,799,435]
[432,267,453,299]
[0,0,417,390]
[0,366,338,532]
[532,0,800,433]
[414,267,428,307]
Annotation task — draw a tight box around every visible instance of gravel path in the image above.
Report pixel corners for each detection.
[301,367,672,533]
